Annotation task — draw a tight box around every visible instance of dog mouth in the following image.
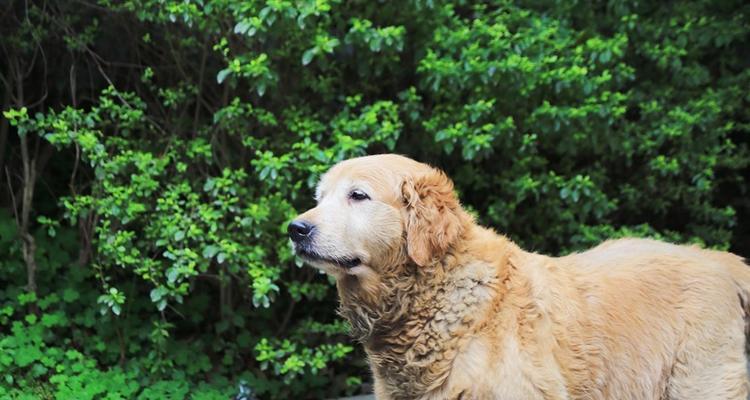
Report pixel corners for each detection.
[296,248,362,269]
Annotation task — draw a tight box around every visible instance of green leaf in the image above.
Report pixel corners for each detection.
[166,268,179,283]
[257,82,267,97]
[202,245,219,259]
[216,68,231,84]
[150,287,166,303]
[302,48,316,66]
[234,21,251,35]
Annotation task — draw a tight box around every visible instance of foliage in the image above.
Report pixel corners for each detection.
[0,0,748,398]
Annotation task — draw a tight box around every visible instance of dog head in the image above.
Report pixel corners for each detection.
[288,154,468,278]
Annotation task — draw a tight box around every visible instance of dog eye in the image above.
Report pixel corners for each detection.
[348,189,370,201]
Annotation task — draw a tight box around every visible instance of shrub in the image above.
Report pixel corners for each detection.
[1,0,748,398]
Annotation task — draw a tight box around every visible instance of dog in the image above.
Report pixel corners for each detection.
[288,154,750,399]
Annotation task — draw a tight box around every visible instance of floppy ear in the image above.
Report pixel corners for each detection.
[401,167,465,267]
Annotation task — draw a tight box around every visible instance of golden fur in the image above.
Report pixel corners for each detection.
[291,154,750,400]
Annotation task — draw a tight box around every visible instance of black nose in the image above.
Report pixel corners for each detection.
[288,220,314,242]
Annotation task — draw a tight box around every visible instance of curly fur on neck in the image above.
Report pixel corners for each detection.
[336,230,510,399]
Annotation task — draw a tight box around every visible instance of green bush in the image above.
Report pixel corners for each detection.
[1,0,748,398]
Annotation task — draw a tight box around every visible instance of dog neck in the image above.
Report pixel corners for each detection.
[336,226,515,399]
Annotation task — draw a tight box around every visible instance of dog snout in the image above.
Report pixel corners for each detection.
[288,220,315,243]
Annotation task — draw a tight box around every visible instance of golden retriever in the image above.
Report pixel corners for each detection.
[288,154,750,400]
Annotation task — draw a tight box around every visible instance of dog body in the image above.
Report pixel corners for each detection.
[288,154,750,400]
